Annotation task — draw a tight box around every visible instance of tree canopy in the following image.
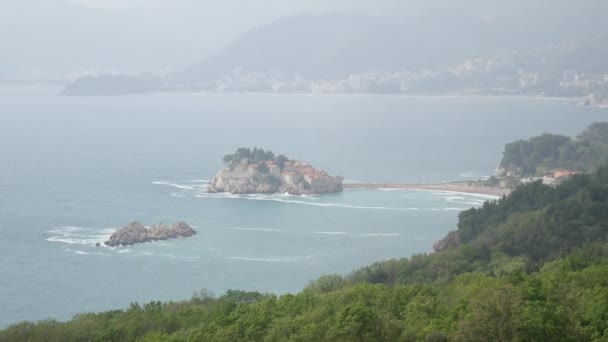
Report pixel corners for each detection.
[499,122,608,176]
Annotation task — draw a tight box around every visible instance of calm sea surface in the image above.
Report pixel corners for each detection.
[0,86,605,327]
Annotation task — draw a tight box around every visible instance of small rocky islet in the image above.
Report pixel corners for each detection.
[208,147,343,195]
[104,221,196,247]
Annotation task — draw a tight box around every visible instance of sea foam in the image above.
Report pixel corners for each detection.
[232,227,285,232]
[226,255,311,262]
[46,226,115,246]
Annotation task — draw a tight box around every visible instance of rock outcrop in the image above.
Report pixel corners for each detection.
[208,173,277,194]
[432,231,460,252]
[171,222,197,238]
[104,221,197,247]
[208,148,343,195]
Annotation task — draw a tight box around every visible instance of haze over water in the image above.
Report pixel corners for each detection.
[0,86,606,327]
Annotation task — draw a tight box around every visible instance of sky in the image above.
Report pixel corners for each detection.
[2,0,388,74]
[66,0,144,9]
[0,0,602,78]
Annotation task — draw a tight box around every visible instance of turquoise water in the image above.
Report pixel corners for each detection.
[0,87,606,327]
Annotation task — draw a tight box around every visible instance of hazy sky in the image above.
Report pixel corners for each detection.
[0,0,602,76]
[3,0,410,73]
[66,0,143,9]
[63,0,452,15]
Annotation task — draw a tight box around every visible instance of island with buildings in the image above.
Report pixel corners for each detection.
[208,148,343,195]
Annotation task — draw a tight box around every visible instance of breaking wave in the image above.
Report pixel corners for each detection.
[153,179,478,211]
[232,227,285,232]
[313,231,349,235]
[46,226,114,245]
[152,180,208,191]
[226,255,312,262]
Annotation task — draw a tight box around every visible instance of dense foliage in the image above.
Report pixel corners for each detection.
[4,169,608,341]
[499,122,608,176]
[223,147,275,165]
[222,147,289,171]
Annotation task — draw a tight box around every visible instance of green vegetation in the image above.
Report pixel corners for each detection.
[223,147,275,167]
[222,147,291,171]
[4,169,608,341]
[499,122,608,176]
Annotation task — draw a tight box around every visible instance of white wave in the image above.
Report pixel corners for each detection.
[343,179,369,184]
[445,196,466,202]
[164,181,489,211]
[226,255,311,262]
[357,233,401,236]
[206,194,473,212]
[163,254,200,261]
[73,250,109,256]
[313,231,349,235]
[195,192,420,211]
[194,192,243,199]
[244,198,422,211]
[47,237,86,244]
[152,181,198,190]
[459,201,486,206]
[443,208,465,211]
[232,227,285,232]
[444,196,485,207]
[46,226,85,234]
[46,226,114,246]
[150,241,171,246]
[109,248,155,256]
[423,190,499,200]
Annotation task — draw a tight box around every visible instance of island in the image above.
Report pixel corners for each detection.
[104,221,196,247]
[208,148,343,195]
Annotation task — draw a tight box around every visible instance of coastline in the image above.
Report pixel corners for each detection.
[343,183,512,197]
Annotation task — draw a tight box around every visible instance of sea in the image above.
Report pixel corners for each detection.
[0,85,606,327]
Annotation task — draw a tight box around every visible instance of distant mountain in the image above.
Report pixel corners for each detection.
[544,34,608,74]
[177,12,504,81]
[4,0,608,81]
[177,1,608,82]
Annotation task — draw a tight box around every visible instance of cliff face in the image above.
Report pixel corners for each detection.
[208,159,342,195]
[208,167,278,194]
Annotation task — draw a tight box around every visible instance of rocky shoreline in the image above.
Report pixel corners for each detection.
[104,221,197,247]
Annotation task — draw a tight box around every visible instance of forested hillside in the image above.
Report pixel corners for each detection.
[3,169,608,341]
[499,122,608,176]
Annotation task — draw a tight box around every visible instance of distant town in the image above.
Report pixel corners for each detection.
[4,54,608,107]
